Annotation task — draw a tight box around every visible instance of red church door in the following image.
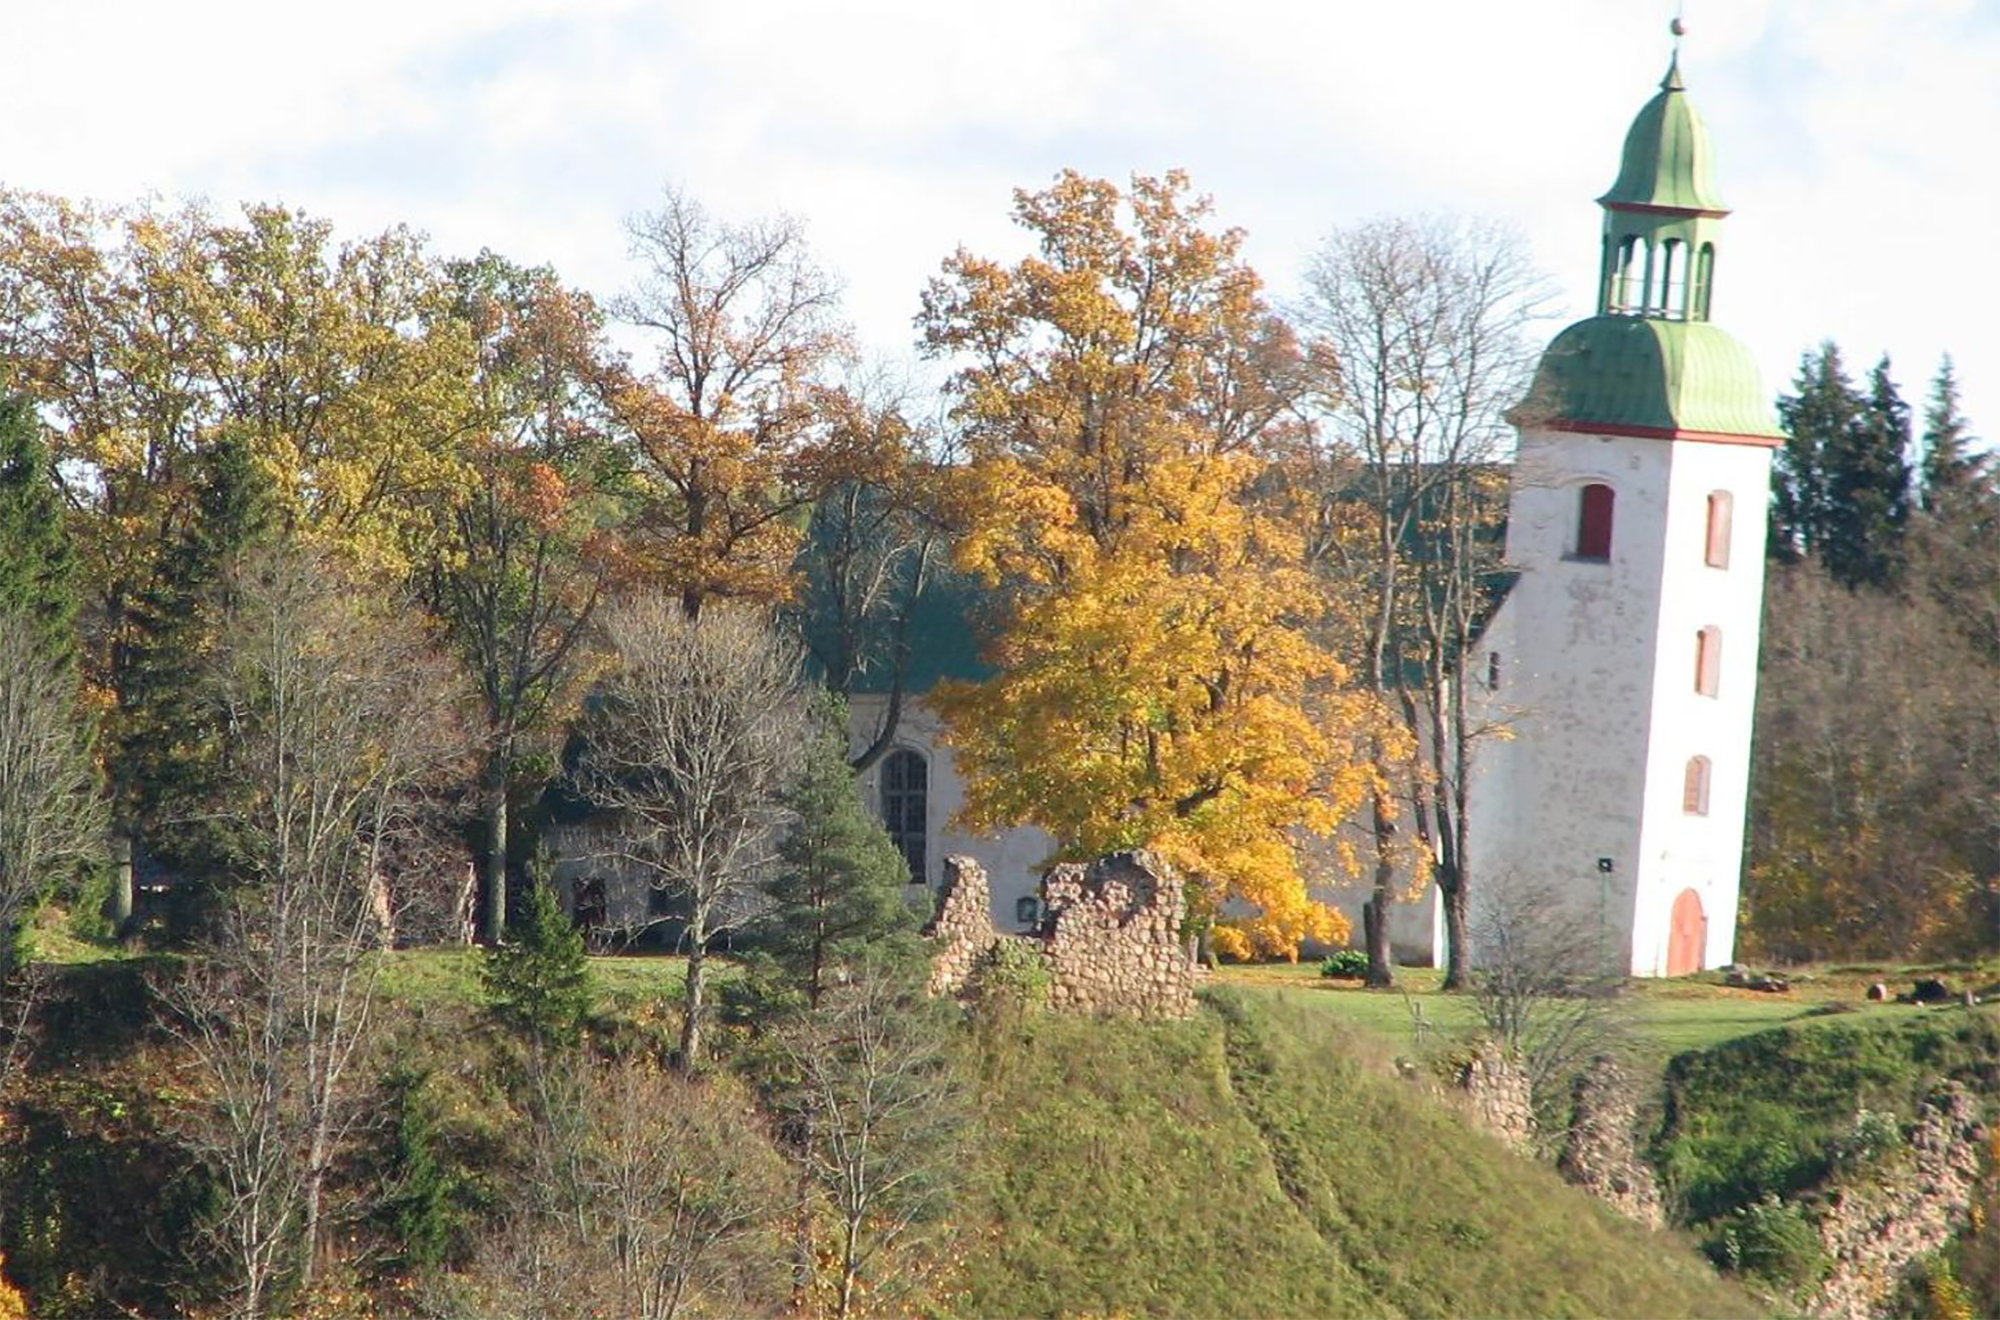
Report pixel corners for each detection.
[1666,888,1708,976]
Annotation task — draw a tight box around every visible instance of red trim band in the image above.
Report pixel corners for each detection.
[1538,418,1783,449]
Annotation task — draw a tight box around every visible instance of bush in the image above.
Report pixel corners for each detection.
[967,939,1051,1014]
[1709,1193,1827,1289]
[1318,949,1369,979]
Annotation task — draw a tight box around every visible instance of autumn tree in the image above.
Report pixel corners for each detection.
[604,188,858,618]
[423,254,617,944]
[918,170,1401,957]
[1296,215,1546,988]
[570,595,809,1067]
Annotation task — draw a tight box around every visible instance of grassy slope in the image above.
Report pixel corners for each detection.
[960,989,1758,1320]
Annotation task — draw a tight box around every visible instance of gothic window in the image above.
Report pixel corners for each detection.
[1682,755,1712,816]
[1705,491,1733,568]
[1576,483,1615,561]
[1695,626,1722,697]
[880,749,928,884]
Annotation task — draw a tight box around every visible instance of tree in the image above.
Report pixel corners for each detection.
[1920,355,1985,518]
[776,959,966,1320]
[425,254,616,945]
[482,853,593,1050]
[1296,215,1545,988]
[918,170,1401,957]
[160,546,469,1318]
[0,397,79,673]
[1821,355,1912,589]
[757,696,922,1011]
[0,610,101,970]
[570,594,809,1068]
[1769,343,1859,565]
[604,188,853,618]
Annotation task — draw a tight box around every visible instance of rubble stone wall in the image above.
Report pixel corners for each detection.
[923,855,1003,997]
[1454,1043,1535,1154]
[1558,1057,1665,1229]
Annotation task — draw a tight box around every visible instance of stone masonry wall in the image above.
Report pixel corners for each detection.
[1558,1056,1665,1229]
[924,851,1196,1019]
[1454,1043,1535,1155]
[1805,1083,1987,1320]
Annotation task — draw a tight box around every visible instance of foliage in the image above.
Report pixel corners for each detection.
[1919,355,1986,519]
[965,937,1053,1016]
[1707,1193,1827,1290]
[1319,949,1370,979]
[1770,343,1912,588]
[0,397,79,674]
[481,858,592,1049]
[919,174,1400,957]
[375,1068,479,1274]
[755,695,923,1012]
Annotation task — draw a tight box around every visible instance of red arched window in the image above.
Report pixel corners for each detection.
[1705,491,1733,568]
[1576,484,1615,561]
[1682,756,1712,815]
[1695,626,1722,697]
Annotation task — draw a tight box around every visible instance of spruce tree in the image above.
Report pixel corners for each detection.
[0,396,80,671]
[1919,355,1986,519]
[759,696,921,1010]
[481,851,592,1049]
[1821,355,1913,589]
[1771,343,1859,564]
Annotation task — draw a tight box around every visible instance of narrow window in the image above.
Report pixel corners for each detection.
[1658,239,1682,316]
[1486,651,1502,691]
[1695,626,1722,697]
[880,749,928,883]
[1015,895,1041,928]
[1575,484,1615,561]
[1682,756,1712,816]
[1694,244,1716,320]
[1705,491,1733,568]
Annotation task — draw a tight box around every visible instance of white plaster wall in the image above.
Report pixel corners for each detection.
[847,694,1057,933]
[1627,440,1772,974]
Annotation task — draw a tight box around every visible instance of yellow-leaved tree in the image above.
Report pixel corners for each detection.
[918,170,1406,957]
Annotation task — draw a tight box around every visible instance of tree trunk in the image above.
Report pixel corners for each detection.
[1440,869,1470,991]
[480,758,508,944]
[679,908,707,1071]
[110,830,134,933]
[1365,793,1396,988]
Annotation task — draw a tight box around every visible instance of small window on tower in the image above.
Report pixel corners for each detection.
[1695,626,1722,697]
[1705,491,1733,568]
[1683,756,1712,816]
[1486,651,1502,691]
[1575,484,1615,561]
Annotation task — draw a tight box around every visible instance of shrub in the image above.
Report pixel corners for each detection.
[1319,949,1369,979]
[1709,1193,1826,1289]
[481,857,591,1048]
[967,938,1051,1015]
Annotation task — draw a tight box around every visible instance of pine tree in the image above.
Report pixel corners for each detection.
[1771,343,1859,564]
[1919,355,1986,519]
[759,696,921,1011]
[0,396,80,671]
[1821,355,1913,589]
[481,852,592,1049]
[115,432,273,898]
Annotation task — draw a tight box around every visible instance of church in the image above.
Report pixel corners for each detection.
[845,42,1780,976]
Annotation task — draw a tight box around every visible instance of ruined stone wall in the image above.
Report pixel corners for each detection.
[923,855,1002,997]
[1454,1043,1534,1154]
[924,851,1196,1019]
[1558,1057,1664,1229]
[1805,1084,1986,1320]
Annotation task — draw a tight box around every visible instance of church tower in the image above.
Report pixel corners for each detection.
[1470,35,1780,975]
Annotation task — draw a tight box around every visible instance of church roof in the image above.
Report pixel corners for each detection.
[1599,54,1728,215]
[1516,315,1784,440]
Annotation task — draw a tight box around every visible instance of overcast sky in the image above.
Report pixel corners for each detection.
[5,0,1994,441]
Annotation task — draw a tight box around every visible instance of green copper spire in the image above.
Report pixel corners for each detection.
[1512,28,1782,443]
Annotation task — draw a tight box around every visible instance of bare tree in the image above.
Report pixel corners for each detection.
[1297,215,1548,987]
[159,546,470,1319]
[777,960,966,1320]
[1468,871,1632,1137]
[571,594,809,1068]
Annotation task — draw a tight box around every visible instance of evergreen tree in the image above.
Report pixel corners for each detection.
[1821,355,1913,589]
[481,852,592,1049]
[1919,355,1986,518]
[115,432,273,896]
[758,696,921,1011]
[1771,343,1859,565]
[0,396,79,671]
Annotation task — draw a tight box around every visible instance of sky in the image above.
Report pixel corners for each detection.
[5,0,1995,439]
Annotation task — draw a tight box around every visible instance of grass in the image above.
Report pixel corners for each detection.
[372,945,699,1015]
[960,990,1759,1319]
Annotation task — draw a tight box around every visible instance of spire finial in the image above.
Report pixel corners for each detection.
[1663,11,1688,90]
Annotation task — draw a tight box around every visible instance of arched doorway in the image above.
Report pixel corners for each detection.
[1666,888,1708,976]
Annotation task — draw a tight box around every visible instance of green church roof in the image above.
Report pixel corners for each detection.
[1599,55,1728,214]
[1516,315,1782,440]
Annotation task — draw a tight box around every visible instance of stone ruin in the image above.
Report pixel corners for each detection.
[1558,1056,1665,1229]
[923,852,1198,1019]
[1453,1043,1535,1155]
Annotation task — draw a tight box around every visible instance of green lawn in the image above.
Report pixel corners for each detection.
[373,945,699,1013]
[1215,959,1992,1057]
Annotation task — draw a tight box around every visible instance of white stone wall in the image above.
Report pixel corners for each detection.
[847,694,1057,934]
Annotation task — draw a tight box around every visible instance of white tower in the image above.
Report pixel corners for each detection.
[1469,43,1780,975]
